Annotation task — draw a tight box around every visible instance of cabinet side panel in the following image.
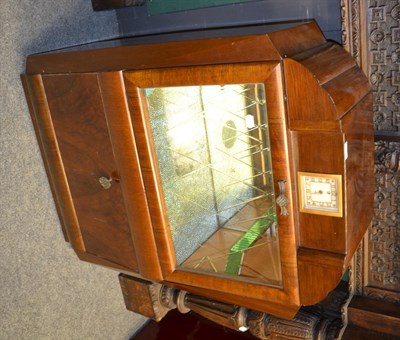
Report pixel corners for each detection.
[42,73,139,272]
[284,59,340,128]
[23,74,85,252]
[297,247,345,305]
[21,75,69,243]
[268,21,326,58]
[292,131,346,253]
[341,92,374,263]
[292,42,357,86]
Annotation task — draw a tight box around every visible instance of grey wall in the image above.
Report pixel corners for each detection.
[0,1,146,339]
[117,0,342,43]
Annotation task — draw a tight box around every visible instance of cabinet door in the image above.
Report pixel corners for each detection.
[39,73,139,272]
[122,63,300,318]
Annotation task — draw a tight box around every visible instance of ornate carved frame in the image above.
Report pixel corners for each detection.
[341,0,400,304]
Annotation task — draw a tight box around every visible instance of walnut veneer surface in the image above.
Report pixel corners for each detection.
[22,20,374,320]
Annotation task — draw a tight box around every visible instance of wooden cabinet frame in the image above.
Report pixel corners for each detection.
[22,21,374,324]
[97,63,300,316]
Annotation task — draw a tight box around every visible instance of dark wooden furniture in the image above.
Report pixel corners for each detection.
[341,0,400,304]
[22,21,373,337]
[133,295,400,340]
[335,1,400,338]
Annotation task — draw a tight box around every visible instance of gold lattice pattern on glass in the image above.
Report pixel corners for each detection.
[145,84,282,285]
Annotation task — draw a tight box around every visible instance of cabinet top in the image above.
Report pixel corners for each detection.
[25,20,370,124]
[26,21,326,74]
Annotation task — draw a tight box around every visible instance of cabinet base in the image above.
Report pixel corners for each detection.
[120,274,350,339]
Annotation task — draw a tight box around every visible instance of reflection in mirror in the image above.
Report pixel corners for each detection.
[145,84,282,286]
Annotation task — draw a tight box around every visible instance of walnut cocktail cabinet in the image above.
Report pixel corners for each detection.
[22,21,373,322]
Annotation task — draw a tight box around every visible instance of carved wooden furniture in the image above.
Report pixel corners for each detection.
[338,1,400,337]
[22,20,373,336]
[120,274,350,339]
[342,0,400,304]
[344,295,400,338]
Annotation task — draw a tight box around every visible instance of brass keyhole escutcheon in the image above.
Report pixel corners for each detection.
[99,176,112,190]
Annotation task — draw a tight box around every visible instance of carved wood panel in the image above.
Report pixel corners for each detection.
[369,0,400,134]
[342,0,400,304]
[372,141,400,300]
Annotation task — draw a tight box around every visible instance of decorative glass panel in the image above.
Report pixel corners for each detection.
[145,84,282,286]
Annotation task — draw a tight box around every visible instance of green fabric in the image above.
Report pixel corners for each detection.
[224,207,276,275]
[147,0,257,16]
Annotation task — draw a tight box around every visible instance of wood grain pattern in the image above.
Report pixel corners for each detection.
[284,27,372,308]
[77,251,137,272]
[322,66,370,118]
[342,326,398,340]
[292,42,356,85]
[297,247,345,305]
[26,35,280,75]
[23,74,85,252]
[123,63,300,319]
[42,73,138,271]
[347,295,400,336]
[341,93,374,265]
[119,274,169,321]
[342,0,400,307]
[292,131,346,253]
[25,22,324,76]
[285,43,370,130]
[285,58,340,127]
[98,71,166,281]
[23,21,374,323]
[21,75,69,243]
[160,278,300,320]
[268,21,326,58]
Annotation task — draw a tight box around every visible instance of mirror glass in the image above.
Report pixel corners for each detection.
[145,84,282,286]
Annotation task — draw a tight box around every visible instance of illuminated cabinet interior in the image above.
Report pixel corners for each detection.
[22,20,374,332]
[145,83,280,283]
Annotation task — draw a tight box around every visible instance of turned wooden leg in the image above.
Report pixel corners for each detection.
[119,274,350,339]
